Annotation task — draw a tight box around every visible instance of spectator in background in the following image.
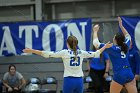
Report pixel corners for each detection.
[0,79,3,93]
[3,64,26,93]
[128,41,140,90]
[87,45,110,93]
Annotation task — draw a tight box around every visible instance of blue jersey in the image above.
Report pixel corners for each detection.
[89,51,109,70]
[99,34,134,85]
[128,48,140,75]
[99,35,131,74]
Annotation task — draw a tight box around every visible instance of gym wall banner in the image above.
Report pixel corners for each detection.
[0,18,92,56]
[120,16,140,52]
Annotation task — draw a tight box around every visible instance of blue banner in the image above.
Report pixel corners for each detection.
[0,18,92,56]
[121,16,140,51]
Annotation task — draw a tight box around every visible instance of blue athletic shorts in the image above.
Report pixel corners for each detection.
[63,77,83,93]
[113,68,134,85]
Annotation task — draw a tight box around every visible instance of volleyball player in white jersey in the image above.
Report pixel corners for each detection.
[23,35,112,93]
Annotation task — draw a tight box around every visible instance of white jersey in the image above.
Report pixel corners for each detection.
[41,49,101,77]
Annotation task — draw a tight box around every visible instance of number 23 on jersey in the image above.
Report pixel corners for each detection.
[70,56,80,66]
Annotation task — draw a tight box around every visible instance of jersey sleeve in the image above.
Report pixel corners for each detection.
[17,72,23,80]
[3,72,8,80]
[41,50,66,58]
[93,38,115,55]
[93,38,101,48]
[81,50,101,58]
[125,34,131,48]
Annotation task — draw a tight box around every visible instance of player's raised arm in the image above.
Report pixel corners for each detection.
[92,24,101,48]
[118,17,130,36]
[82,42,112,58]
[99,41,112,53]
[118,17,131,47]
[23,48,65,58]
[42,50,65,58]
[23,48,42,55]
[93,24,100,40]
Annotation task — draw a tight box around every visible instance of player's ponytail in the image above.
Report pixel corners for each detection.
[121,42,128,54]
[67,36,78,61]
[73,39,78,61]
[115,33,128,54]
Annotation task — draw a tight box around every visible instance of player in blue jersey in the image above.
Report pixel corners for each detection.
[87,45,110,93]
[92,17,137,93]
[128,41,140,90]
[23,36,112,93]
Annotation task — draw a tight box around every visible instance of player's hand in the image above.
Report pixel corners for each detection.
[135,75,139,81]
[87,67,90,73]
[105,42,113,48]
[8,87,13,92]
[118,17,122,26]
[23,48,33,53]
[14,87,19,90]
[93,24,100,32]
[104,73,108,78]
